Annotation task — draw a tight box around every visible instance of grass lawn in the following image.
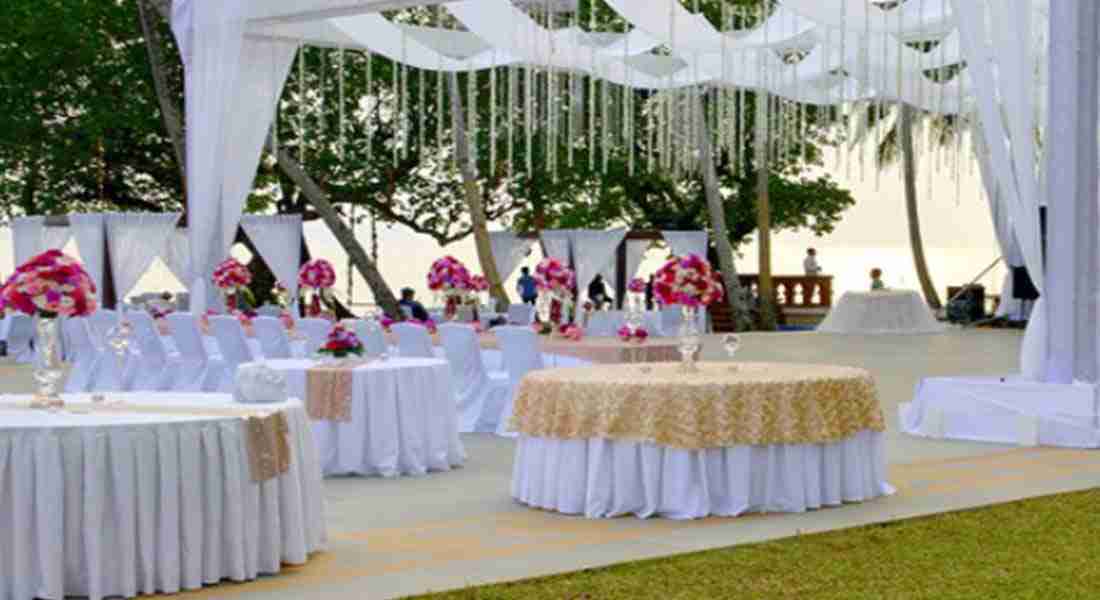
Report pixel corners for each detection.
[412,489,1100,600]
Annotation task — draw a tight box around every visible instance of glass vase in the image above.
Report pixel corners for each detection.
[678,305,701,373]
[32,316,65,409]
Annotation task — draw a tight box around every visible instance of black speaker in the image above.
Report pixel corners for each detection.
[1013,267,1040,301]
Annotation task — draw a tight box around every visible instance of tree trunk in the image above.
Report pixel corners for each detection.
[273,146,403,319]
[900,103,942,309]
[755,91,778,330]
[448,73,510,310]
[696,92,751,330]
[137,0,186,191]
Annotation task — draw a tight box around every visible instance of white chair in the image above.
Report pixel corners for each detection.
[209,316,261,392]
[253,316,294,359]
[392,322,435,358]
[63,318,102,392]
[88,310,117,342]
[256,304,283,317]
[297,318,331,357]
[167,313,224,391]
[5,314,34,363]
[438,323,510,433]
[506,304,535,325]
[492,326,546,437]
[126,311,177,391]
[351,319,389,356]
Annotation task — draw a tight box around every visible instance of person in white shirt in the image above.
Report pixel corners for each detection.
[803,248,822,276]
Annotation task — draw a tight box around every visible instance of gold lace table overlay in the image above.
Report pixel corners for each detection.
[510,362,884,449]
[305,358,374,422]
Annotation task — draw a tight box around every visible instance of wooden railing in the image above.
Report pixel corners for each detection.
[738,275,834,310]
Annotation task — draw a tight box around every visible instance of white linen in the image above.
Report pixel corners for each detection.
[159,228,192,289]
[240,215,303,309]
[492,326,545,437]
[11,216,44,266]
[661,230,708,258]
[209,316,261,392]
[42,225,72,254]
[349,319,388,356]
[0,393,325,600]
[167,313,225,391]
[506,304,535,325]
[5,315,34,364]
[392,322,435,358]
[512,430,891,520]
[253,316,295,359]
[105,213,182,303]
[296,318,331,356]
[818,291,944,335]
[624,239,649,285]
[70,215,107,301]
[438,323,510,433]
[585,310,662,338]
[489,231,534,283]
[539,229,573,263]
[572,229,628,310]
[255,358,465,477]
[126,311,179,391]
[62,318,102,393]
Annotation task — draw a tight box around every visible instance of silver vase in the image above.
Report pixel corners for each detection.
[678,306,701,373]
[32,316,65,409]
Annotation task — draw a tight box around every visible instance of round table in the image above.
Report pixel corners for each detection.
[817,290,945,334]
[248,358,465,477]
[0,393,326,600]
[509,362,892,519]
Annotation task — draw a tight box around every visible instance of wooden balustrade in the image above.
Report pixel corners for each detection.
[737,275,834,310]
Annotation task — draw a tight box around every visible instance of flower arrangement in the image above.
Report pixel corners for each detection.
[561,323,584,341]
[617,324,650,343]
[213,258,254,311]
[0,250,98,318]
[317,323,364,359]
[380,315,395,332]
[627,277,646,294]
[652,254,724,307]
[534,257,576,325]
[299,259,336,317]
[471,274,489,293]
[427,256,475,319]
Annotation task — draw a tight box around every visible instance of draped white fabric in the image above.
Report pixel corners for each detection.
[106,213,181,303]
[572,229,627,307]
[624,240,649,283]
[160,229,192,288]
[539,230,573,264]
[488,231,533,282]
[661,230,708,258]
[240,215,303,304]
[974,130,1025,320]
[11,216,44,266]
[43,226,72,253]
[70,215,107,302]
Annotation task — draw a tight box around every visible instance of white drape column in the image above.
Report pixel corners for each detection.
[572,229,628,308]
[11,217,44,266]
[241,215,303,309]
[539,230,573,264]
[106,213,182,306]
[159,229,192,290]
[624,240,649,282]
[70,215,106,302]
[489,232,534,283]
[1044,1,1100,383]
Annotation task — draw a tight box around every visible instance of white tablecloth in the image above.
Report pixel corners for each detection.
[0,393,326,600]
[251,358,465,477]
[818,290,945,335]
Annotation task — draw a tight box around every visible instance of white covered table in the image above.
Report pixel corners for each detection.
[818,290,945,335]
[509,362,892,519]
[0,393,326,600]
[249,358,465,477]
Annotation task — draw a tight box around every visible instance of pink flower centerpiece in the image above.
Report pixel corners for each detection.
[299,259,336,317]
[427,256,474,320]
[534,257,576,327]
[627,277,646,294]
[212,258,253,312]
[317,323,364,359]
[617,324,649,343]
[653,254,724,372]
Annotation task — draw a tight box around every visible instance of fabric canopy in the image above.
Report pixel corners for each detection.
[572,228,628,309]
[489,231,534,283]
[241,214,303,309]
[11,217,44,267]
[662,231,709,259]
[70,214,107,302]
[106,213,182,304]
[539,230,573,264]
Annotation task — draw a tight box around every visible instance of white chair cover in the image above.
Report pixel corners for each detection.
[5,315,34,364]
[351,319,388,356]
[209,316,259,392]
[586,311,620,337]
[296,318,331,356]
[392,322,435,358]
[255,304,283,317]
[492,326,545,437]
[62,318,102,393]
[126,311,177,391]
[438,323,511,433]
[253,316,293,359]
[166,313,223,391]
[506,304,535,325]
[88,310,118,343]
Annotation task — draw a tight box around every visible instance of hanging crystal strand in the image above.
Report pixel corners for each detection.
[270,44,280,156]
[392,39,400,168]
[601,76,610,174]
[318,49,326,142]
[338,48,346,163]
[418,65,426,163]
[624,16,634,175]
[366,50,374,164]
[567,10,576,171]
[490,55,497,179]
[298,42,307,164]
[588,0,597,173]
[525,59,533,175]
[647,92,655,174]
[955,61,963,205]
[508,65,516,178]
[436,6,445,157]
[468,61,477,169]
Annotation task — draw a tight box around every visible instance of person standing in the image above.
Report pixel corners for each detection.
[588,274,608,308]
[644,274,655,311]
[398,287,431,321]
[803,248,823,276]
[516,267,538,305]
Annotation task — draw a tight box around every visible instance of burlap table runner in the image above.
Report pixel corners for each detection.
[305,358,375,422]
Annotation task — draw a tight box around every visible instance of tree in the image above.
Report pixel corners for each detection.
[899,103,942,309]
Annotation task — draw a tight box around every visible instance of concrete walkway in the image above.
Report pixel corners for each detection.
[21,329,1100,599]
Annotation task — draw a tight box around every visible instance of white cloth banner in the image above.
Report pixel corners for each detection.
[539,230,573,264]
[70,214,106,301]
[11,216,44,266]
[662,230,708,258]
[488,231,533,283]
[572,229,627,308]
[241,215,303,305]
[106,213,181,303]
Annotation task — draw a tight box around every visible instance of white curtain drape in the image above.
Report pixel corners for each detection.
[975,128,1025,320]
[42,226,72,253]
[661,230,709,258]
[241,215,303,306]
[106,213,182,304]
[540,230,573,264]
[70,215,106,301]
[625,239,650,284]
[11,216,44,266]
[572,229,628,308]
[160,229,192,288]
[489,231,534,283]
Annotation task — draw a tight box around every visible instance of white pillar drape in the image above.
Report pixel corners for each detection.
[42,226,72,253]
[572,229,628,309]
[489,231,534,283]
[624,239,649,283]
[661,230,709,258]
[241,214,303,308]
[11,216,45,266]
[539,230,573,264]
[70,214,106,302]
[159,229,192,288]
[975,129,1025,320]
[106,213,182,304]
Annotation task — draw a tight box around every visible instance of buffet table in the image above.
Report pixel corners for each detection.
[509,362,892,519]
[0,393,326,600]
[248,358,464,477]
[817,290,945,335]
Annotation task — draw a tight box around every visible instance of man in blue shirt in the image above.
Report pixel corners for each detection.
[516,267,538,305]
[398,287,430,321]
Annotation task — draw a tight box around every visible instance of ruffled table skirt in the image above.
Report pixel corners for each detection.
[512,430,891,520]
[0,396,326,600]
[818,290,945,335]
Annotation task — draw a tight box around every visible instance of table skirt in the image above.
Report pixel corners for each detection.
[512,430,891,520]
[0,403,326,600]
